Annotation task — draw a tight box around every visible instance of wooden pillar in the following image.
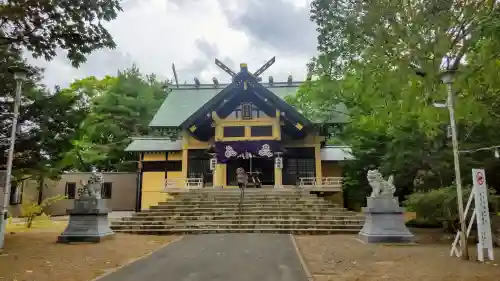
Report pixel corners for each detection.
[274,165,283,188]
[315,144,322,183]
[135,153,143,212]
[274,109,281,140]
[214,164,226,188]
[182,149,188,179]
[212,163,217,187]
[181,131,189,180]
[274,109,282,187]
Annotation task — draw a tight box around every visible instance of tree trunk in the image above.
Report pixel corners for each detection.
[37,176,44,205]
[26,215,34,228]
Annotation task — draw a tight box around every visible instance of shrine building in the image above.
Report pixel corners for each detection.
[125,58,353,211]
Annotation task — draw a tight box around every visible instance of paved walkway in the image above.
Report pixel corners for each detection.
[97,234,309,281]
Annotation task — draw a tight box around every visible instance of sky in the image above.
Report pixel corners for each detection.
[26,0,318,89]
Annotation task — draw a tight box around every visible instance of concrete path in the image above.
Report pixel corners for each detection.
[97,234,309,281]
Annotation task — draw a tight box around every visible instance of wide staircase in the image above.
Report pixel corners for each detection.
[111,189,364,234]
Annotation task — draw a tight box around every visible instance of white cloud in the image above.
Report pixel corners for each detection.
[26,0,318,89]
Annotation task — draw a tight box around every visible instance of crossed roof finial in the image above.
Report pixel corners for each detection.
[214,57,276,78]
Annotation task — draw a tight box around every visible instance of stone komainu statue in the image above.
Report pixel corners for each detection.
[367,169,396,197]
[77,171,103,199]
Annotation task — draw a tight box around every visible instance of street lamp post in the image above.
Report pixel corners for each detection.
[0,66,27,249]
[441,69,469,260]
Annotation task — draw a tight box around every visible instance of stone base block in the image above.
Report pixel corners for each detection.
[57,198,114,244]
[359,229,414,243]
[57,231,115,243]
[358,196,414,244]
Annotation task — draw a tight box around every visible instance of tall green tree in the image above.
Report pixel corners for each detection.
[0,0,122,66]
[0,46,91,203]
[1,0,124,187]
[296,0,500,208]
[62,67,168,172]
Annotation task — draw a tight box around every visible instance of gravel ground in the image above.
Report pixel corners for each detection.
[0,232,178,281]
[295,234,500,281]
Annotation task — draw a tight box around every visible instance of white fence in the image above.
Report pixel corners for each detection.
[165,178,204,189]
[298,177,343,189]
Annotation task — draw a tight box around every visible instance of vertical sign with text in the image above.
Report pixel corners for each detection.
[472,168,494,261]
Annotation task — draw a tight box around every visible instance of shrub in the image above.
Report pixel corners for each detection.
[20,194,67,228]
[405,218,442,229]
[404,185,496,232]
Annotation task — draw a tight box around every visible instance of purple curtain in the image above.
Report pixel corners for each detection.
[214,141,283,163]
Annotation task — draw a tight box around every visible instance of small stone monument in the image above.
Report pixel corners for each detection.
[358,169,414,243]
[57,169,114,243]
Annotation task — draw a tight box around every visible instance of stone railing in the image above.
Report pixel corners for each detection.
[165,178,204,189]
[298,177,343,189]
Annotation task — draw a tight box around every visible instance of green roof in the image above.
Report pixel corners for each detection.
[149,82,349,127]
[125,138,182,152]
[149,83,302,127]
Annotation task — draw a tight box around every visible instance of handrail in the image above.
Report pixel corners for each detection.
[238,182,246,224]
[298,177,343,188]
[165,177,203,189]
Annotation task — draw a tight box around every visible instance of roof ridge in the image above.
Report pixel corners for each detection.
[168,82,303,90]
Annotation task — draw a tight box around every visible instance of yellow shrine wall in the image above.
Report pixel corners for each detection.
[139,124,331,208]
[322,161,343,177]
[141,152,167,210]
[213,110,282,142]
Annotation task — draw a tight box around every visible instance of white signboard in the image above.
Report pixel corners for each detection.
[209,158,217,171]
[472,169,494,261]
[274,157,283,169]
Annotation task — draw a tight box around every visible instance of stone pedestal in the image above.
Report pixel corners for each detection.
[57,197,114,243]
[358,196,414,243]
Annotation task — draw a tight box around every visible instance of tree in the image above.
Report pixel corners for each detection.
[0,0,122,67]
[62,67,168,172]
[22,86,90,202]
[0,45,94,207]
[295,1,500,209]
[310,0,500,76]
[1,0,124,200]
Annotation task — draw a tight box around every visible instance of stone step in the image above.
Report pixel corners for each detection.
[143,204,345,211]
[160,198,328,203]
[111,228,361,235]
[137,210,349,217]
[176,191,313,194]
[149,203,340,209]
[133,212,361,219]
[181,189,307,193]
[112,219,364,226]
[123,214,363,221]
[159,201,330,206]
[156,202,335,207]
[167,196,316,202]
[119,189,351,236]
[111,223,362,230]
[173,191,315,196]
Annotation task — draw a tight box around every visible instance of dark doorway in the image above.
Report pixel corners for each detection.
[226,156,275,186]
[188,150,213,186]
[282,147,316,185]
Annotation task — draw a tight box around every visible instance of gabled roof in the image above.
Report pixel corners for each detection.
[149,82,301,127]
[180,80,313,131]
[125,137,182,152]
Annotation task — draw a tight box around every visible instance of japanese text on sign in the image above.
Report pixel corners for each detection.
[472,169,494,261]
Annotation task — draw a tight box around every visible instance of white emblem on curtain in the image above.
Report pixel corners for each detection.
[237,152,253,159]
[225,145,238,158]
[258,144,273,157]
